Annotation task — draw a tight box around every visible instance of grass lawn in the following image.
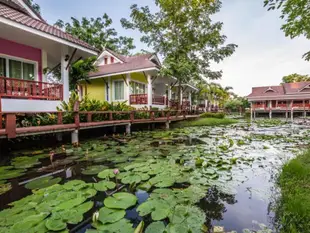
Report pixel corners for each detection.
[175,117,239,127]
[277,150,310,232]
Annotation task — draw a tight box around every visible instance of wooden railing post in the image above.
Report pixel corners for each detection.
[87,113,92,122]
[0,113,2,129]
[167,111,171,121]
[150,111,155,120]
[57,112,63,124]
[109,112,113,121]
[74,101,80,128]
[130,111,135,122]
[6,113,16,138]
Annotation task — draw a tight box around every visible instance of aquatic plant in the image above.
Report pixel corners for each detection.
[25,176,62,190]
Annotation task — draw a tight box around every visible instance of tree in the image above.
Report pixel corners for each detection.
[282,73,310,83]
[121,0,237,105]
[55,14,135,55]
[25,0,40,15]
[264,0,310,60]
[45,57,97,91]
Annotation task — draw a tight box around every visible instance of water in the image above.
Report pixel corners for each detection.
[1,122,309,232]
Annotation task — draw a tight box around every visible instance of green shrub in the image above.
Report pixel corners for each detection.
[276,150,310,232]
[200,112,225,119]
[174,118,238,127]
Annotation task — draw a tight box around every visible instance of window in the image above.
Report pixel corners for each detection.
[114,81,124,100]
[111,57,114,64]
[0,56,35,80]
[130,81,146,94]
[104,58,108,65]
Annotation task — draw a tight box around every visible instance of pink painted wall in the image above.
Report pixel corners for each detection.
[0,37,42,81]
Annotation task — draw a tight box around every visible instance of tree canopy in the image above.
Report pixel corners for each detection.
[282,73,310,83]
[264,0,310,60]
[121,0,237,87]
[25,0,40,15]
[55,14,135,55]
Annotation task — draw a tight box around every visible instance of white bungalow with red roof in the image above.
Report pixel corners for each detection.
[0,0,98,112]
[247,81,310,120]
[79,48,197,110]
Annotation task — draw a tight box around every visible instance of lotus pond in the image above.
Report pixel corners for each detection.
[0,121,309,233]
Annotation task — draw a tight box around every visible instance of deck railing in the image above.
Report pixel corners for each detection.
[0,76,63,100]
[0,109,197,138]
[129,94,148,105]
[152,95,166,105]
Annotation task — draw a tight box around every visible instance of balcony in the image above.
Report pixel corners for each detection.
[129,94,148,105]
[0,77,63,101]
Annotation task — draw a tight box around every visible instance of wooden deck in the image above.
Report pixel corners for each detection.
[0,110,199,139]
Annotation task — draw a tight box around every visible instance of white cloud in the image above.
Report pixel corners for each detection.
[212,0,310,96]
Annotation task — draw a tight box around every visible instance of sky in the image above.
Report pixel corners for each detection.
[36,0,310,96]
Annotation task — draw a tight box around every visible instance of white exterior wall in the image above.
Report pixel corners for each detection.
[153,83,166,95]
[1,99,61,112]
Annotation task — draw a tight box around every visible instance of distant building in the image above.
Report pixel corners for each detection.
[247,81,310,119]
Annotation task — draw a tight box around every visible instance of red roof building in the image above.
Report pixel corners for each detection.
[247,82,310,119]
[0,0,98,112]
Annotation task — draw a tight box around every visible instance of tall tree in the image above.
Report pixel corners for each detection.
[121,0,237,105]
[282,73,310,83]
[25,0,40,14]
[55,14,135,55]
[264,0,310,60]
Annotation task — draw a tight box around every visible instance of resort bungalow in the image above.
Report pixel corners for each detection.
[79,48,197,110]
[247,81,310,120]
[0,0,98,112]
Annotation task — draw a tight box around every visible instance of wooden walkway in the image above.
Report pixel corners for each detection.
[0,110,199,139]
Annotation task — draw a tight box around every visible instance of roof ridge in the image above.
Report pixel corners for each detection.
[0,3,99,52]
[21,0,45,22]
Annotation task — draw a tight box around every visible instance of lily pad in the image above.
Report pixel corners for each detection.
[93,218,134,233]
[145,221,166,233]
[45,217,67,231]
[137,199,171,221]
[10,212,49,232]
[98,169,116,179]
[104,192,137,210]
[94,181,116,192]
[25,176,62,190]
[98,207,126,224]
[82,165,108,175]
[0,183,12,195]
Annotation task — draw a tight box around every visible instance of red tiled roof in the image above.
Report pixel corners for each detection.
[247,85,285,98]
[282,81,310,94]
[21,0,45,22]
[89,53,159,77]
[0,2,99,52]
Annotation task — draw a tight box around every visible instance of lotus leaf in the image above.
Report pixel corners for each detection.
[145,221,166,233]
[25,176,62,190]
[168,205,206,232]
[121,174,142,184]
[93,218,134,233]
[137,199,171,221]
[124,163,145,171]
[75,201,94,214]
[98,207,126,224]
[104,192,137,210]
[0,183,11,195]
[94,181,116,191]
[98,169,116,179]
[82,165,108,175]
[45,217,67,231]
[10,212,49,232]
[63,180,87,190]
[0,169,25,180]
[55,196,86,210]
[81,188,97,198]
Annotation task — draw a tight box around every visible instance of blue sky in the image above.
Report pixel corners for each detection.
[37,0,310,96]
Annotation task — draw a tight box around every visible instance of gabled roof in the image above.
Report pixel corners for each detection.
[90,51,159,78]
[21,0,45,21]
[247,85,285,98]
[0,1,99,53]
[283,81,310,94]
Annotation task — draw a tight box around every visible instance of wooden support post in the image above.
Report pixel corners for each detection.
[87,113,92,122]
[130,111,135,122]
[291,109,294,122]
[71,130,79,144]
[74,112,80,128]
[167,112,171,121]
[150,111,155,121]
[109,112,113,121]
[5,114,16,138]
[126,124,131,135]
[0,113,2,129]
[57,112,63,124]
